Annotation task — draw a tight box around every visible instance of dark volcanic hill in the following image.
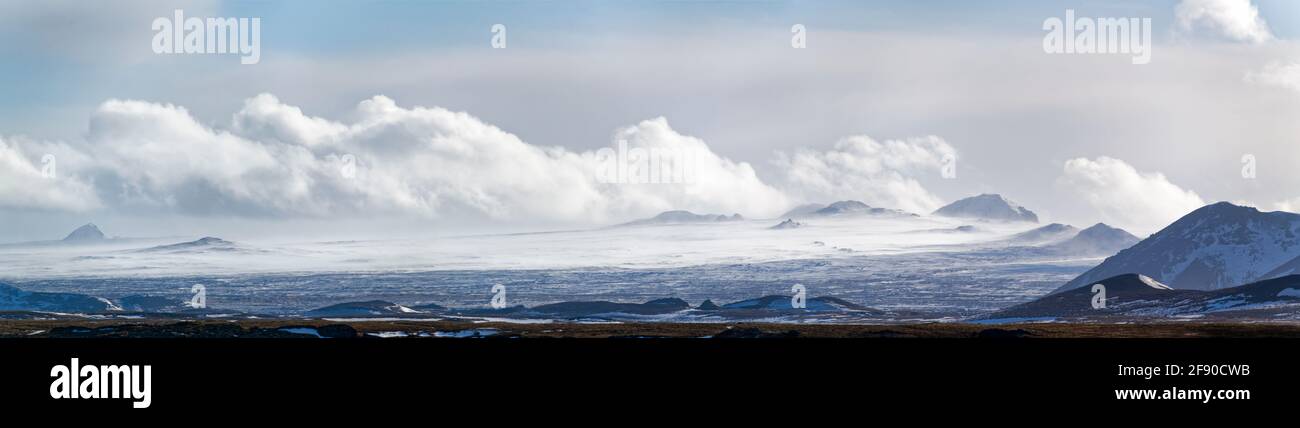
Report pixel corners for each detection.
[986,274,1300,321]
[0,282,116,313]
[529,298,690,317]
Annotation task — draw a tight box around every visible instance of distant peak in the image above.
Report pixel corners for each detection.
[1196,201,1254,214]
[62,223,106,242]
[933,194,1038,223]
[769,218,804,230]
[827,200,869,208]
[622,210,744,226]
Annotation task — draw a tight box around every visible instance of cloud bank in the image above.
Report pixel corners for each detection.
[2,94,959,225]
[78,94,797,223]
[774,135,955,214]
[1059,157,1206,233]
[1175,0,1274,43]
[1246,61,1300,94]
[0,137,99,212]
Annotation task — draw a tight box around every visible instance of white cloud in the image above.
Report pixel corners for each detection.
[0,137,99,212]
[4,94,797,224]
[1059,157,1206,233]
[601,117,791,218]
[1176,0,1274,44]
[0,94,977,225]
[1246,61,1300,94]
[773,135,955,214]
[1273,198,1300,213]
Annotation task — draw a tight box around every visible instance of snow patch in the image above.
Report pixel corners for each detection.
[1277,288,1300,298]
[279,327,322,338]
[1137,275,1173,290]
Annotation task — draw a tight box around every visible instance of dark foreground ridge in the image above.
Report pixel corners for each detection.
[984,273,1300,321]
[6,318,1300,338]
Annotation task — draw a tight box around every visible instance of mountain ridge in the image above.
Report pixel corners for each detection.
[933,194,1038,223]
[1055,202,1300,293]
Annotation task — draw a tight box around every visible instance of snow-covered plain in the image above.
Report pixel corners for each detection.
[0,215,1101,318]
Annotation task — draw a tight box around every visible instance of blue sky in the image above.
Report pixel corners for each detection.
[1,0,1295,138]
[0,1,1298,241]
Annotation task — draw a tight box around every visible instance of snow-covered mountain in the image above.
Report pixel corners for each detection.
[769,219,804,230]
[933,194,1038,223]
[1055,202,1300,293]
[1263,254,1300,279]
[1042,223,1138,257]
[62,223,106,242]
[1006,223,1078,245]
[779,203,828,218]
[620,210,744,226]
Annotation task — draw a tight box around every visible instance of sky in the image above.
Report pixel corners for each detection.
[0,0,1298,242]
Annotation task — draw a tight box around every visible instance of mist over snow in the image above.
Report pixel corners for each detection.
[0,214,1042,279]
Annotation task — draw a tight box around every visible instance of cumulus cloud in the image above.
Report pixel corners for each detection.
[0,137,99,212]
[1059,157,1206,233]
[1175,0,1274,43]
[1,94,981,225]
[773,135,955,214]
[1246,61,1300,94]
[3,94,796,223]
